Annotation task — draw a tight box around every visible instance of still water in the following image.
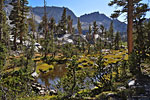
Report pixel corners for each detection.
[36,64,67,89]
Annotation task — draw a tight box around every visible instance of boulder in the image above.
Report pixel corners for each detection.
[31,71,39,77]
[128,80,136,87]
[117,86,126,91]
[49,89,57,96]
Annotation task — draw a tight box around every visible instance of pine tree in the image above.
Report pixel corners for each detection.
[100,25,105,37]
[48,17,56,58]
[109,21,114,40]
[59,8,67,34]
[77,18,82,34]
[19,0,29,44]
[89,24,92,34]
[28,8,36,39]
[43,0,49,59]
[87,24,92,54]
[67,15,73,34]
[127,0,133,54]
[144,20,150,47]
[2,11,10,47]
[92,21,98,43]
[104,29,108,48]
[134,2,149,59]
[108,0,133,53]
[92,54,111,89]
[37,0,49,60]
[49,17,56,34]
[9,0,22,50]
[93,21,98,35]
[109,0,149,54]
[43,0,48,39]
[129,50,142,76]
[0,0,10,46]
[0,42,7,71]
[114,31,121,50]
[108,21,114,49]
[57,56,87,99]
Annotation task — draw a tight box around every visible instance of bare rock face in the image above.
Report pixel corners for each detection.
[80,12,127,33]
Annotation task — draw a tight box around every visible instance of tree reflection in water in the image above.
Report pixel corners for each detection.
[36,64,67,88]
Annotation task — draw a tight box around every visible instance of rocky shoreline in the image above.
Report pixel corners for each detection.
[31,82,57,96]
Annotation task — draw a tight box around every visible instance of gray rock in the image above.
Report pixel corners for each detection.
[128,80,136,87]
[117,86,126,91]
[49,89,57,96]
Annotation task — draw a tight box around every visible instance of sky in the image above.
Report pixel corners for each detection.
[28,0,150,22]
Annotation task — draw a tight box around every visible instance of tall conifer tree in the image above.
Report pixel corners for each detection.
[67,15,73,34]
[28,8,36,39]
[93,21,98,35]
[19,0,29,44]
[92,21,98,43]
[114,31,121,50]
[9,0,22,50]
[109,0,133,53]
[108,21,114,49]
[77,18,82,34]
[49,17,56,34]
[109,0,149,53]
[100,25,104,37]
[0,0,9,45]
[89,24,92,35]
[59,8,67,34]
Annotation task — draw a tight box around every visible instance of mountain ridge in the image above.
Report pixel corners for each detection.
[3,1,127,33]
[31,6,127,33]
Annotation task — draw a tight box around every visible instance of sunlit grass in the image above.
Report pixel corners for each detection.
[4,67,21,73]
[36,63,54,74]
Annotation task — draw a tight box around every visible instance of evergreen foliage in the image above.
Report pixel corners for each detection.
[100,25,105,37]
[0,0,10,44]
[129,50,142,76]
[77,18,82,34]
[0,0,150,99]
[48,17,56,34]
[89,24,92,35]
[92,54,111,90]
[93,21,98,35]
[58,8,67,34]
[92,21,98,42]
[19,0,29,44]
[0,69,34,100]
[57,56,87,99]
[0,42,7,71]
[114,31,121,50]
[0,0,4,41]
[9,0,22,50]
[67,15,73,34]
[28,8,36,39]
[108,21,114,49]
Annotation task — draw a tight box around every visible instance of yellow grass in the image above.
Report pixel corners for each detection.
[36,63,54,73]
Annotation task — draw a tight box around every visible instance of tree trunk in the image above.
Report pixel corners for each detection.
[20,32,23,44]
[127,0,133,54]
[14,32,17,50]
